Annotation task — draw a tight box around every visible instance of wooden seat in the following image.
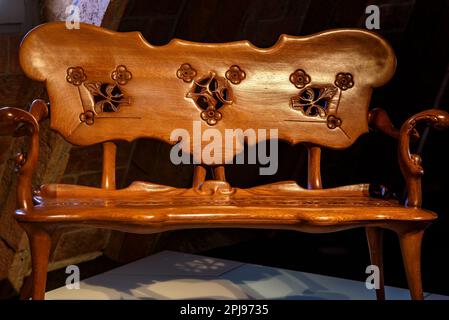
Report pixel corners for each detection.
[1,22,448,300]
[17,182,436,232]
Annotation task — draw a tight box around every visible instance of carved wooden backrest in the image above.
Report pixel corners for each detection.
[20,22,396,164]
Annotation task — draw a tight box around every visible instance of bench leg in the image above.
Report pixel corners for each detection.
[398,228,425,300]
[366,227,385,300]
[23,225,51,300]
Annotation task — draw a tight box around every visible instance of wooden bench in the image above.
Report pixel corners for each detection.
[1,22,448,300]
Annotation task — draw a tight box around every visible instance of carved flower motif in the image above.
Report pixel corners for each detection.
[225,65,246,84]
[177,63,197,83]
[335,73,354,90]
[84,81,129,113]
[289,69,311,88]
[327,115,342,129]
[201,108,222,126]
[290,86,337,118]
[66,67,87,86]
[79,110,95,125]
[111,65,132,85]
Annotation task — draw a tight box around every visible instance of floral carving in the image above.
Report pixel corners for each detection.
[187,72,233,126]
[289,69,311,88]
[111,65,132,85]
[327,115,342,129]
[79,110,95,125]
[195,180,235,196]
[201,109,223,126]
[290,86,338,118]
[66,67,87,86]
[335,73,354,90]
[225,65,246,84]
[84,82,130,114]
[73,66,133,125]
[177,63,197,83]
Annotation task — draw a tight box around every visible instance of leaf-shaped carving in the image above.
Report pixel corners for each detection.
[320,87,338,100]
[83,81,130,116]
[84,82,102,95]
[290,86,338,119]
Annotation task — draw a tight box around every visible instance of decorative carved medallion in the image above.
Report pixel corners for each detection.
[225,65,246,84]
[186,72,233,126]
[79,110,95,125]
[289,69,311,88]
[111,65,132,85]
[335,72,354,90]
[195,180,235,196]
[326,115,342,129]
[177,63,197,83]
[288,76,347,135]
[290,86,338,118]
[66,67,87,86]
[67,65,132,125]
[83,82,130,114]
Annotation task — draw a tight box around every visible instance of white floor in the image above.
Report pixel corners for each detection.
[46,250,449,300]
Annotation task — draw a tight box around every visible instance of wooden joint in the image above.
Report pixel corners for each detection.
[212,165,226,181]
[193,165,227,188]
[192,165,207,188]
[29,99,49,123]
[369,108,400,139]
[307,145,322,189]
[102,142,117,189]
[195,180,235,196]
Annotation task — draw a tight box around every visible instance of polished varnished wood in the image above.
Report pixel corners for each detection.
[19,22,396,164]
[1,22,448,300]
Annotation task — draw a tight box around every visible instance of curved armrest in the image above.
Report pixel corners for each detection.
[0,99,48,210]
[398,109,449,207]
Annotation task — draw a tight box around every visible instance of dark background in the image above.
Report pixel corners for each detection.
[117,0,449,295]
